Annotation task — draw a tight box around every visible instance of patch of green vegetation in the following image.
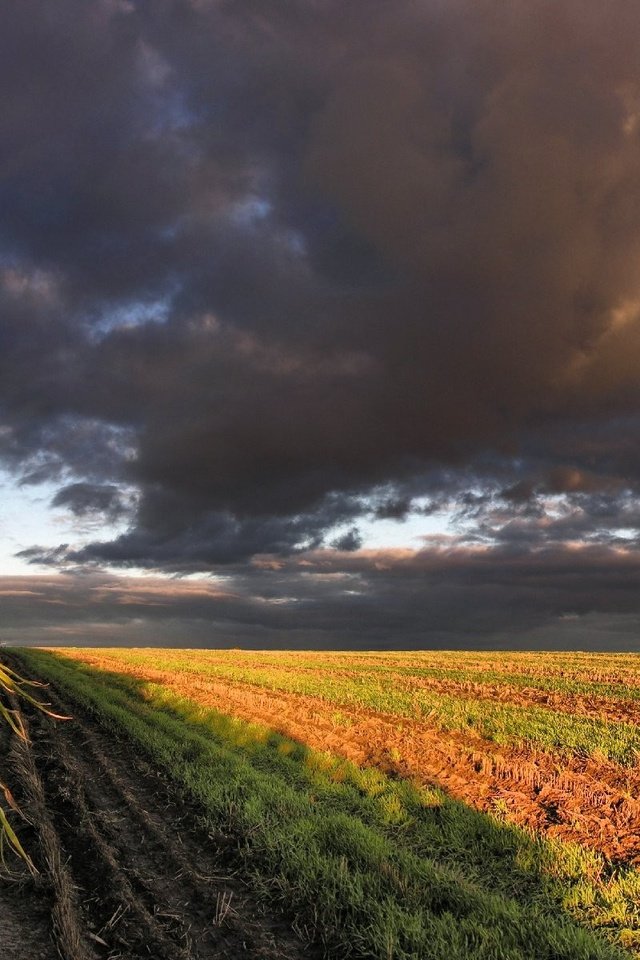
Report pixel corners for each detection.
[330,709,355,727]
[14,648,640,960]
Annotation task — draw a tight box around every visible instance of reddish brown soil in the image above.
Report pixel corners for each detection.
[0,662,313,960]
[61,657,640,865]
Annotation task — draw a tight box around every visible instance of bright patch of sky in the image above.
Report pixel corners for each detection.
[333,509,455,551]
[0,472,129,576]
[89,295,172,338]
[608,528,638,541]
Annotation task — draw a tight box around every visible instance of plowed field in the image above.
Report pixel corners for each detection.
[5,647,640,960]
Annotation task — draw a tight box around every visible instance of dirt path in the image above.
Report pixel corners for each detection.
[0,660,312,960]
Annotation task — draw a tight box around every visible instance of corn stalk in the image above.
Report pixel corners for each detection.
[0,660,69,871]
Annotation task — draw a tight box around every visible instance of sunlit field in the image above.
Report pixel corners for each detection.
[5,647,639,959]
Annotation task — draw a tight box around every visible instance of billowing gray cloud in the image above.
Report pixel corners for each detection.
[51,482,132,521]
[3,2,640,644]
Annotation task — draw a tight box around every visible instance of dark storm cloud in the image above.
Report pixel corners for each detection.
[3,0,640,644]
[51,482,131,521]
[19,490,363,569]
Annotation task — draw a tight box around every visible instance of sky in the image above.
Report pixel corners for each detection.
[3,0,640,649]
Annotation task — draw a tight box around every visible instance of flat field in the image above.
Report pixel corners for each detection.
[5,647,640,960]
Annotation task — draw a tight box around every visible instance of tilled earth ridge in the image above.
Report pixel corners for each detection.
[1,666,313,960]
[80,661,640,864]
[0,715,57,960]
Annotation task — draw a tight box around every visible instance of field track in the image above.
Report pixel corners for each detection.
[0,652,311,960]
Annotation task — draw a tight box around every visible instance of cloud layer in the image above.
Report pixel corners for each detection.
[6,541,640,650]
[3,1,640,644]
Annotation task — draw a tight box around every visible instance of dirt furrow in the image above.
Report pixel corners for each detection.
[0,768,57,958]
[0,877,57,960]
[1,660,312,960]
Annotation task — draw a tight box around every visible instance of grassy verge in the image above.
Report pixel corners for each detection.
[13,648,640,960]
